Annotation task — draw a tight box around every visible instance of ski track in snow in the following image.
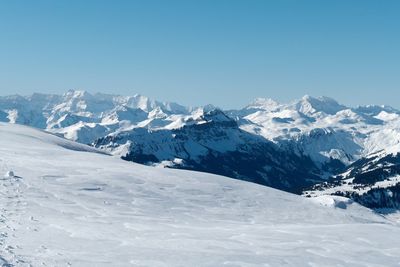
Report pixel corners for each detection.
[1,123,400,266]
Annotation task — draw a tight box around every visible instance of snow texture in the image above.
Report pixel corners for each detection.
[0,123,400,266]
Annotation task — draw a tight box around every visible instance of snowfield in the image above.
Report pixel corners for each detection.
[4,91,400,199]
[1,123,400,266]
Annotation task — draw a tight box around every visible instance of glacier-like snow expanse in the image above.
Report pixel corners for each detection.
[0,123,400,266]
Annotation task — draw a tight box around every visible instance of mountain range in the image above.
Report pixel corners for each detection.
[2,122,399,266]
[1,90,400,209]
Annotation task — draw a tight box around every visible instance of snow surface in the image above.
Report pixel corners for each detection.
[1,123,400,266]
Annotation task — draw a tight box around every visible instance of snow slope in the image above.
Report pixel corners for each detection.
[4,91,400,208]
[94,109,323,193]
[1,123,400,266]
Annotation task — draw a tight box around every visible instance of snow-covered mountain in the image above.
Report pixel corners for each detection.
[304,150,400,209]
[2,90,400,206]
[233,95,398,167]
[1,122,400,266]
[94,108,322,192]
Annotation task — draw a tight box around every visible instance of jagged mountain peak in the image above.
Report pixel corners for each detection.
[63,89,92,99]
[202,108,233,122]
[292,95,347,115]
[246,97,280,111]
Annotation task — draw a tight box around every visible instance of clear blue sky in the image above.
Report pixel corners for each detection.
[0,0,399,108]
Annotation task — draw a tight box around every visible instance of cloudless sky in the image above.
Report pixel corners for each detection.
[0,0,399,108]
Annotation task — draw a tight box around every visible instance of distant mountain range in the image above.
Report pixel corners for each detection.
[2,90,400,209]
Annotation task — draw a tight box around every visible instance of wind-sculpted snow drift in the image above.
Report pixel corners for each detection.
[1,123,400,266]
[1,90,400,208]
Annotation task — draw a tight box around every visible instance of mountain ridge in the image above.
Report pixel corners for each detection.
[1,90,400,208]
[1,122,399,266]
